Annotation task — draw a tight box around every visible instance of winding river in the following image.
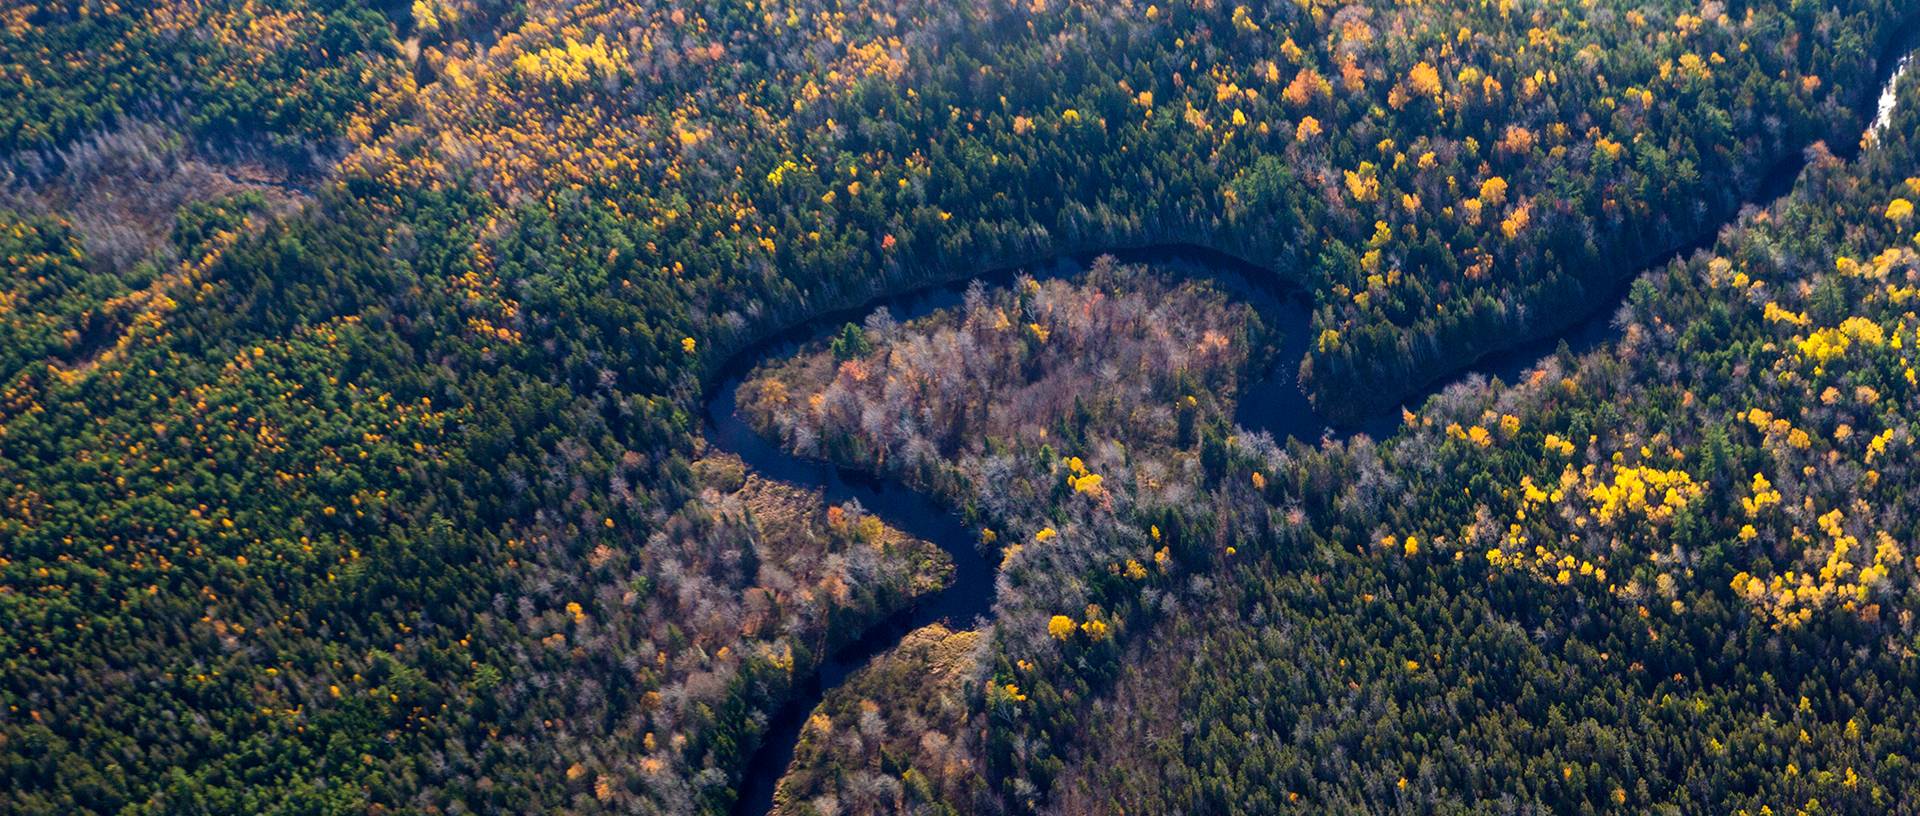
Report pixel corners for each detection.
[718,31,1919,816]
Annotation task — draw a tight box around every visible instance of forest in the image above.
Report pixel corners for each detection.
[1046,74,1920,815]
[3,0,1920,813]
[747,72,1920,812]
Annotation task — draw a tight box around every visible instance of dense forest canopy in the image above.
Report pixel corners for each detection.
[1047,78,1920,815]
[2,0,1919,813]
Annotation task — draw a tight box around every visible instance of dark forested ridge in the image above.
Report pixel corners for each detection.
[3,0,1920,813]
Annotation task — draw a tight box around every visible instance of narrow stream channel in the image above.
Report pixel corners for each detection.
[719,30,1919,816]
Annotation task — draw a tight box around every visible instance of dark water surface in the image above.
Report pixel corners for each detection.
[719,28,1920,815]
